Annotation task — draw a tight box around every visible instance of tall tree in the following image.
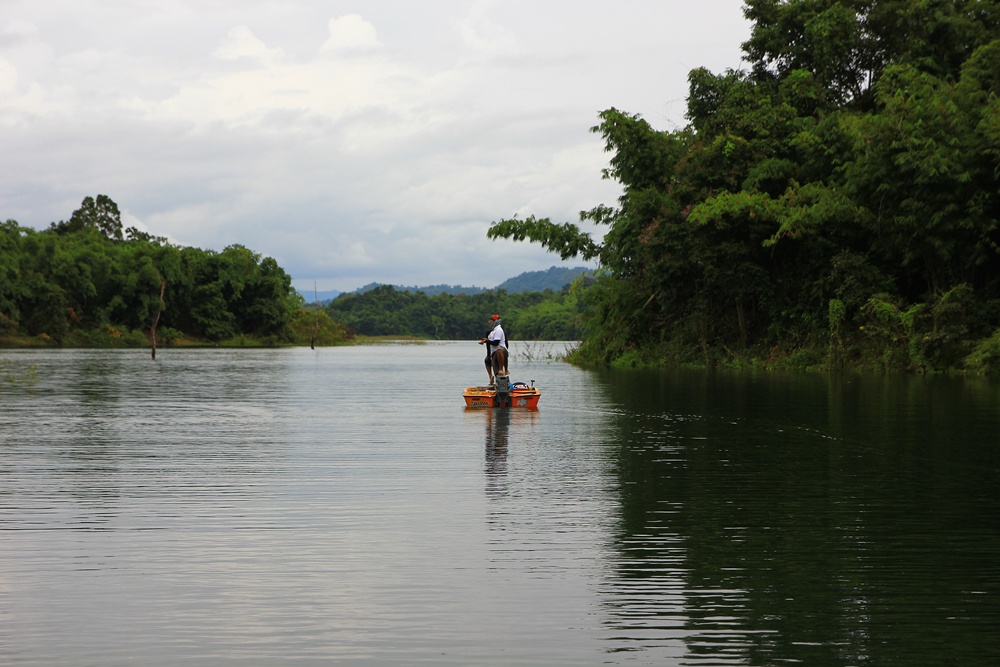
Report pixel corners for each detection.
[52,194,124,240]
[487,0,1000,370]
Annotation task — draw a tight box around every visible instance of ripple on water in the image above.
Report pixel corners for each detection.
[2,346,999,666]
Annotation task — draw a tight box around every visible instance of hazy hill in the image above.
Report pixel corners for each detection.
[300,266,592,304]
[301,289,344,304]
[350,281,488,297]
[496,266,592,292]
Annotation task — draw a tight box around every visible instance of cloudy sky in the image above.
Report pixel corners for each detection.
[1,1,751,292]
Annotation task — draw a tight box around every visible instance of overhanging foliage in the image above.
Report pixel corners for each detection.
[488,0,1000,372]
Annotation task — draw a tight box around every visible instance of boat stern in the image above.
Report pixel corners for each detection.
[463,381,540,408]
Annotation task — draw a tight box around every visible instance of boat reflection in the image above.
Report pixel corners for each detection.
[469,406,540,500]
[484,408,510,473]
[483,408,510,499]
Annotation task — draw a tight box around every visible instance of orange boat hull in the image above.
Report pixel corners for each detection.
[463,385,540,408]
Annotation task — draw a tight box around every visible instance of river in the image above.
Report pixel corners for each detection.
[1,342,998,666]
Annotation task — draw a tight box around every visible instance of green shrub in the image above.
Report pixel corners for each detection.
[964,329,1000,374]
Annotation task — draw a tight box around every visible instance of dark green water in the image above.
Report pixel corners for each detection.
[595,368,1000,666]
[1,345,998,665]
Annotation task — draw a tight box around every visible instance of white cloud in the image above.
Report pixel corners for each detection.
[2,20,38,48]
[321,14,382,52]
[0,57,47,121]
[453,0,523,60]
[126,20,440,134]
[213,25,285,64]
[0,0,751,291]
[0,56,17,92]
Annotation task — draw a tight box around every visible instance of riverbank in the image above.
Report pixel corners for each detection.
[566,334,998,376]
[0,332,432,349]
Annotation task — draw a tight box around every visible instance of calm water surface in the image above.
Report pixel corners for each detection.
[1,343,998,666]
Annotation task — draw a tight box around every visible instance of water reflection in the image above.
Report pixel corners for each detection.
[594,367,1000,666]
[4,347,999,666]
[4,350,289,535]
[475,407,545,501]
[483,408,511,497]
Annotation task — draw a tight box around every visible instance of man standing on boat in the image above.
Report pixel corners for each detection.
[479,314,508,385]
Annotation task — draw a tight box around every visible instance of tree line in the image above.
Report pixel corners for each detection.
[324,282,586,340]
[0,196,349,347]
[488,0,1000,373]
[10,1,1000,372]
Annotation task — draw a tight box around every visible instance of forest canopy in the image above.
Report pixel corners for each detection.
[0,196,348,347]
[488,0,1000,373]
[8,0,1000,373]
[324,282,587,341]
[1,195,578,349]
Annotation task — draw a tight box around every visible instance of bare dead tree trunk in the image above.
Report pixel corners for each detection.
[151,278,166,360]
[310,280,319,350]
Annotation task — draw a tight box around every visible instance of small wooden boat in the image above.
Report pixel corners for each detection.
[463,375,540,408]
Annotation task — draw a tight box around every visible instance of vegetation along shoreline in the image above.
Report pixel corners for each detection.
[5,2,1000,375]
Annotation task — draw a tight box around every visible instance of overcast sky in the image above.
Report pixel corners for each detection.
[1,1,751,292]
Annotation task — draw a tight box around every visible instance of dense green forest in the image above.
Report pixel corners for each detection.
[489,0,1000,373]
[9,0,1000,373]
[0,195,349,347]
[0,194,576,348]
[325,282,586,340]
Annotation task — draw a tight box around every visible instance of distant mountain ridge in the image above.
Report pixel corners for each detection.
[299,266,592,304]
[496,266,593,292]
